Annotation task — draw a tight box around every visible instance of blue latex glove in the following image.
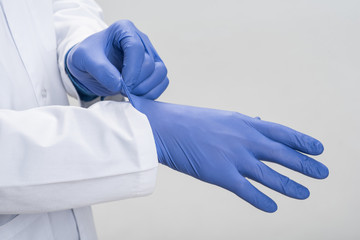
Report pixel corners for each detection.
[66,20,169,101]
[130,95,329,212]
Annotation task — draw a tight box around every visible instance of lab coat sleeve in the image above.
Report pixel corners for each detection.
[52,0,107,100]
[0,101,158,214]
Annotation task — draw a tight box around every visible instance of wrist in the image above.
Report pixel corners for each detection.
[130,97,168,164]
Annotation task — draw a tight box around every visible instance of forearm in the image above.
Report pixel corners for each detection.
[0,101,157,214]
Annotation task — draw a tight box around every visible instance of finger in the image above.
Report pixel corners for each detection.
[227,174,277,213]
[81,52,123,95]
[137,31,162,62]
[256,141,329,179]
[251,120,324,155]
[132,62,168,96]
[120,33,145,89]
[135,53,156,89]
[242,160,310,199]
[141,77,169,100]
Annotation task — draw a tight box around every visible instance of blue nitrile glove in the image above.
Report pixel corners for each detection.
[130,95,329,213]
[65,20,169,101]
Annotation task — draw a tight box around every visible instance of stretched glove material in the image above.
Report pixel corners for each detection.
[130,94,329,213]
[66,20,169,100]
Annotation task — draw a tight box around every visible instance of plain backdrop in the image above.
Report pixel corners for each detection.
[82,0,360,239]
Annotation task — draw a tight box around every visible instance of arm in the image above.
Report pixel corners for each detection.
[0,101,157,214]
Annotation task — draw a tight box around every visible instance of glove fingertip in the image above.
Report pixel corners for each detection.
[319,165,329,179]
[313,140,324,155]
[297,186,310,199]
[263,199,278,213]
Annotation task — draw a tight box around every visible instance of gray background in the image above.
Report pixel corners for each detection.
[89,0,360,239]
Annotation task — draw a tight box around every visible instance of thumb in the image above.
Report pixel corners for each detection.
[83,54,124,95]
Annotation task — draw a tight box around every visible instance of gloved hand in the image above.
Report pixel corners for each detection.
[130,95,329,212]
[65,20,169,101]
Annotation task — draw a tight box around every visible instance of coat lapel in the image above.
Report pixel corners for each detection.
[1,0,44,104]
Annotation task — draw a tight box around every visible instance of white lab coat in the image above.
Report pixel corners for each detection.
[0,0,158,239]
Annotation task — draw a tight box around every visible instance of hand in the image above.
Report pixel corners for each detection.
[131,95,329,212]
[66,20,169,100]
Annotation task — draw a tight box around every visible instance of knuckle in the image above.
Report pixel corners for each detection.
[290,132,304,148]
[162,64,168,75]
[145,92,156,100]
[279,175,291,194]
[92,60,107,69]
[143,54,155,66]
[254,162,265,180]
[146,59,156,72]
[73,45,88,57]
[115,19,134,28]
[122,19,133,25]
[237,178,249,192]
[110,21,123,30]
[109,20,137,41]
[71,46,91,67]
[276,144,288,155]
[141,32,150,40]
[135,86,146,95]
[299,155,311,174]
[267,123,281,137]
[162,78,170,91]
[303,156,320,177]
[156,62,168,76]
[128,39,144,49]
[120,37,143,52]
[229,111,241,119]
[266,141,285,158]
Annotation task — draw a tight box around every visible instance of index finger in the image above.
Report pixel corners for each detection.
[251,119,324,155]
